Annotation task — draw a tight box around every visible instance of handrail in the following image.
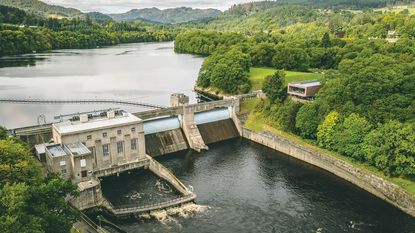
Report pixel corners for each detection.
[106,193,197,214]
[0,98,166,109]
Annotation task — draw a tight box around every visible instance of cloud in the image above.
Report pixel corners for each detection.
[42,0,257,13]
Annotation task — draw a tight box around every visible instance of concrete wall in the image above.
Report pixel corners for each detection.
[57,124,145,170]
[198,119,239,145]
[145,129,189,157]
[242,128,415,217]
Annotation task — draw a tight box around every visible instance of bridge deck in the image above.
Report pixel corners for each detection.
[102,194,197,216]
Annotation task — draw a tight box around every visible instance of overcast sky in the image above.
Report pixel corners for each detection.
[42,0,262,13]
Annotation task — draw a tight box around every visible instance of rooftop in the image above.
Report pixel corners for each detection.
[46,144,69,157]
[64,143,91,156]
[54,111,142,135]
[289,80,321,88]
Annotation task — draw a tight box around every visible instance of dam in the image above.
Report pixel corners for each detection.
[13,93,242,219]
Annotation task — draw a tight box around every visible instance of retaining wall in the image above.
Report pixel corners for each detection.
[242,128,415,217]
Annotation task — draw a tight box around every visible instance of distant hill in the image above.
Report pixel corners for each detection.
[0,0,83,18]
[110,7,221,24]
[86,12,113,22]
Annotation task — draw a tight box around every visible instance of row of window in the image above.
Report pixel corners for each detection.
[102,138,138,157]
[86,127,137,140]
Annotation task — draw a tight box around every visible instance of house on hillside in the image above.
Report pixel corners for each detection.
[287,80,322,100]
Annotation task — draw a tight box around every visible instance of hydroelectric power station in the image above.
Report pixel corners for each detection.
[10,93,246,219]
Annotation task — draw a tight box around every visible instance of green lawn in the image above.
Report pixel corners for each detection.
[249,67,324,90]
[374,6,415,15]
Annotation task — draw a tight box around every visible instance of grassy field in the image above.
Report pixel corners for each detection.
[249,67,324,90]
[374,6,415,15]
[242,106,415,195]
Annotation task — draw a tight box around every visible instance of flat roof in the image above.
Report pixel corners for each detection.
[64,143,91,156]
[35,143,53,154]
[289,80,321,88]
[54,112,141,135]
[78,178,99,191]
[46,144,69,157]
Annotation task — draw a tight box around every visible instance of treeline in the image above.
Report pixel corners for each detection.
[0,5,173,56]
[0,127,78,233]
[175,9,415,94]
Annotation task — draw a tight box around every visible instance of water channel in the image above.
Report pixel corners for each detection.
[1,42,415,232]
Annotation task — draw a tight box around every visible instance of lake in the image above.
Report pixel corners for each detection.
[0,42,203,128]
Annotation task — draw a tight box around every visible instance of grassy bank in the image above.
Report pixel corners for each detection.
[241,99,415,195]
[249,67,324,90]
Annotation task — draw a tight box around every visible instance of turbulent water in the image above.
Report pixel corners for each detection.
[0,42,203,128]
[100,139,415,233]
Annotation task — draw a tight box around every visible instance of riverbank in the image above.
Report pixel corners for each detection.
[240,112,415,217]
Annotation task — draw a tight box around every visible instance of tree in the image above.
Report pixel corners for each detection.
[0,137,78,233]
[272,44,310,71]
[262,70,287,103]
[321,32,331,47]
[295,103,321,139]
[197,47,251,94]
[332,113,372,160]
[317,111,340,149]
[362,121,415,177]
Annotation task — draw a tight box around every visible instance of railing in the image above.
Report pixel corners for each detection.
[147,155,191,195]
[105,193,197,215]
[94,158,150,178]
[0,98,166,109]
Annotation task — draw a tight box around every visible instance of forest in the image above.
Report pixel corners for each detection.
[174,3,415,179]
[0,5,172,56]
[0,127,78,233]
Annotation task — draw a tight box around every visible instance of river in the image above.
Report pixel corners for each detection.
[1,42,415,232]
[0,42,203,128]
[100,139,415,233]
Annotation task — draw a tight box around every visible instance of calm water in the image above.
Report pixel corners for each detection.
[103,139,415,233]
[0,42,203,128]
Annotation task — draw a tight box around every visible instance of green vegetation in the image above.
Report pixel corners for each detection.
[110,7,221,24]
[0,5,172,56]
[0,0,83,18]
[0,127,78,233]
[174,1,415,182]
[249,68,323,90]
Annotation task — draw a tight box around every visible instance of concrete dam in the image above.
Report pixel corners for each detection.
[9,93,243,219]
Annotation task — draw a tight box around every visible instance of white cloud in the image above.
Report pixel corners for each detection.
[42,0,259,13]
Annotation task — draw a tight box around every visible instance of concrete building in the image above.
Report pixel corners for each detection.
[52,110,146,171]
[39,109,146,210]
[287,80,322,99]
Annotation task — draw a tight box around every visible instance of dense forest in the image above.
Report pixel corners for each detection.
[0,5,172,56]
[0,127,78,233]
[175,2,415,179]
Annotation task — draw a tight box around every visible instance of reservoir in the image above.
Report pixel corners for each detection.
[1,43,415,233]
[101,139,415,233]
[0,42,203,128]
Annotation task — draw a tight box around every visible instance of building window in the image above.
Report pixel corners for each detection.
[131,127,136,133]
[61,168,67,174]
[103,132,107,138]
[117,130,122,135]
[80,159,86,168]
[131,138,137,150]
[87,135,92,140]
[103,144,110,157]
[117,141,124,154]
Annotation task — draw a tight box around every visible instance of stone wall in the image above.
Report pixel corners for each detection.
[242,128,415,217]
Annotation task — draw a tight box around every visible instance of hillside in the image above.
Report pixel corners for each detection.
[0,0,83,18]
[110,7,221,24]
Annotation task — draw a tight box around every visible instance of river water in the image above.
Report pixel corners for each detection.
[2,42,415,232]
[101,139,415,233]
[0,42,203,128]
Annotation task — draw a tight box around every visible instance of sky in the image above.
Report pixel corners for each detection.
[42,0,261,13]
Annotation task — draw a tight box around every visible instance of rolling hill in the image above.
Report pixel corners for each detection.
[110,7,221,24]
